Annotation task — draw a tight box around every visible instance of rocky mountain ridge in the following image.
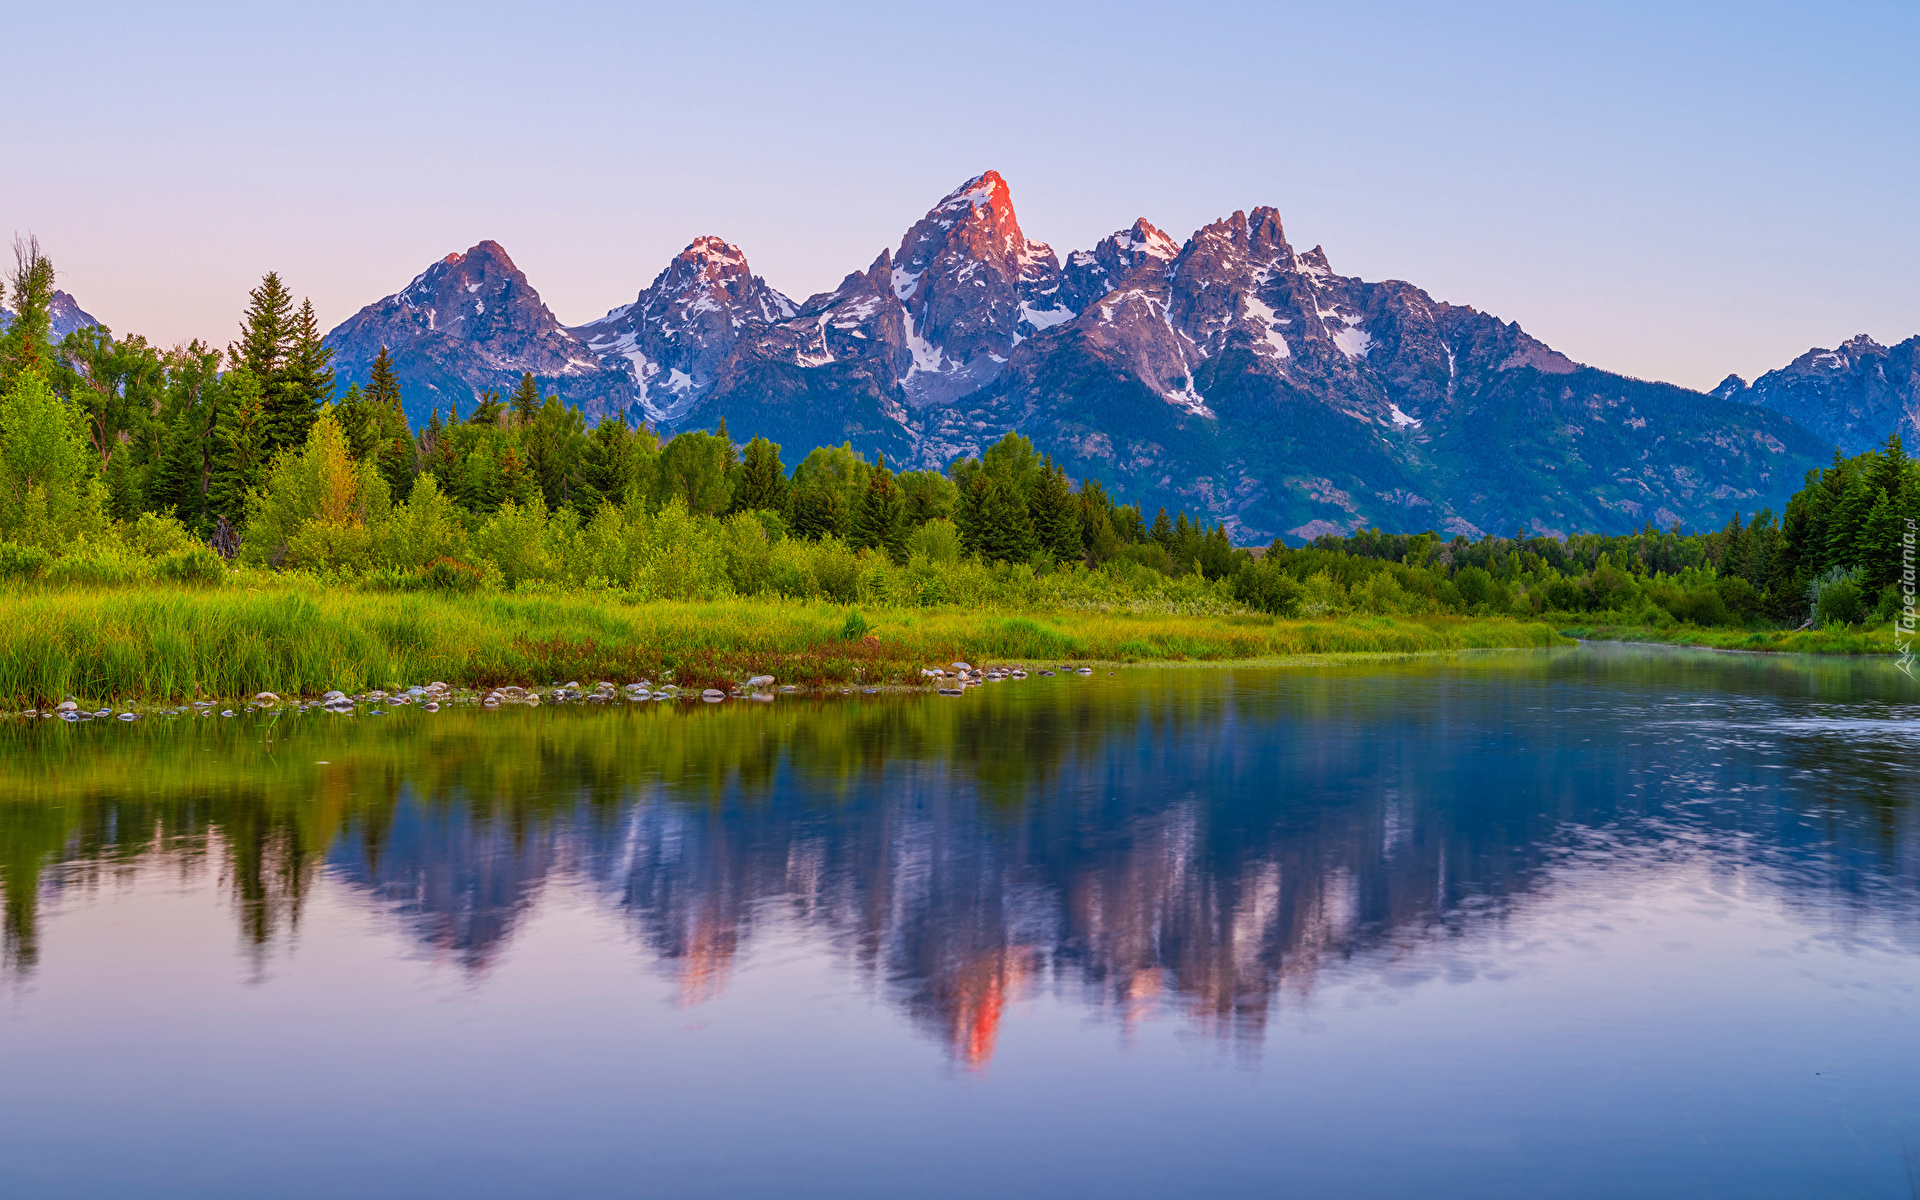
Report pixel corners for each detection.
[0,291,103,340]
[324,241,632,427]
[321,173,1860,541]
[1714,333,1920,458]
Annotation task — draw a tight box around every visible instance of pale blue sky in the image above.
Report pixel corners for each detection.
[11,0,1917,389]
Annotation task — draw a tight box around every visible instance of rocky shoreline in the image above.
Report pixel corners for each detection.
[4,662,1109,724]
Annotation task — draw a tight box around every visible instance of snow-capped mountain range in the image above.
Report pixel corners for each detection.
[314,171,1904,540]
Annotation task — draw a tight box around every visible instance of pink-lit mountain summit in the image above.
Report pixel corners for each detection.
[322,171,1848,541]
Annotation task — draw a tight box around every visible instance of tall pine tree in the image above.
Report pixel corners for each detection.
[1029,458,1081,562]
[852,462,908,563]
[272,298,333,451]
[206,371,269,526]
[508,372,540,428]
[575,414,637,513]
[730,436,790,514]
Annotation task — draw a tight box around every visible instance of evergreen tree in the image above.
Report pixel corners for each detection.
[523,395,585,510]
[508,373,540,428]
[270,298,332,452]
[333,383,382,463]
[230,272,294,381]
[378,430,416,503]
[1745,509,1778,592]
[1719,511,1749,580]
[1150,507,1175,551]
[1809,454,1850,572]
[206,371,269,527]
[1868,432,1907,502]
[730,436,791,514]
[1857,488,1903,594]
[852,464,908,563]
[1029,459,1081,562]
[576,414,637,513]
[1826,472,1876,569]
[148,405,209,528]
[790,481,847,541]
[468,389,504,426]
[499,444,538,509]
[976,476,1040,563]
[1076,478,1113,551]
[366,347,402,414]
[102,449,141,522]
[950,462,986,554]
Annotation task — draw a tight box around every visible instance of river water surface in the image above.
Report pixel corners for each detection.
[2,645,1918,1199]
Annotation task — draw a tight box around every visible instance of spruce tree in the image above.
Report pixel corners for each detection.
[499,444,538,508]
[730,436,791,514]
[977,476,1040,563]
[1029,459,1081,562]
[378,431,416,503]
[576,414,636,513]
[1869,432,1907,502]
[468,390,504,426]
[1150,507,1175,551]
[366,347,403,417]
[333,383,381,463]
[790,482,847,541]
[1719,512,1748,580]
[509,373,540,428]
[1857,489,1902,594]
[950,464,987,555]
[1826,472,1876,569]
[852,465,908,563]
[1772,495,1818,623]
[148,406,209,528]
[206,372,269,527]
[271,298,332,452]
[230,273,294,380]
[1745,509,1778,591]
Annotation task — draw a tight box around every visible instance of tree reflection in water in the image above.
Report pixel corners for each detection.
[3,645,1916,1065]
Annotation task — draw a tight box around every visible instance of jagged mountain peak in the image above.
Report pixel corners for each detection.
[324,240,628,427]
[568,234,797,423]
[785,170,1072,407]
[1728,331,1920,456]
[0,290,102,339]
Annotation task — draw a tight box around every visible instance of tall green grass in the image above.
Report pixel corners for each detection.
[0,582,1571,706]
[1563,622,1899,656]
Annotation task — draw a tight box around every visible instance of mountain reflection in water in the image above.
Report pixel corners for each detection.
[3,645,1917,1074]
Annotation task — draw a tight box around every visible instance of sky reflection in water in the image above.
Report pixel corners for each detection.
[1,644,1917,1199]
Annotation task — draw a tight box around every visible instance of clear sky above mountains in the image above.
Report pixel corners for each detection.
[11,0,1916,391]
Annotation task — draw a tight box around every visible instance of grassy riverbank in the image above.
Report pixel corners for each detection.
[0,583,1571,707]
[1562,622,1900,655]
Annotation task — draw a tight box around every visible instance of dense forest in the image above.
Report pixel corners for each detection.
[1,248,1911,631]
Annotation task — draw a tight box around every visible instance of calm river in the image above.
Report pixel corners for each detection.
[2,645,1917,1199]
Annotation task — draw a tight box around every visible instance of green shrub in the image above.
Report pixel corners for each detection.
[122,512,201,558]
[1812,567,1864,628]
[155,546,228,585]
[1232,560,1303,616]
[0,541,53,581]
[418,557,486,594]
[906,518,962,564]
